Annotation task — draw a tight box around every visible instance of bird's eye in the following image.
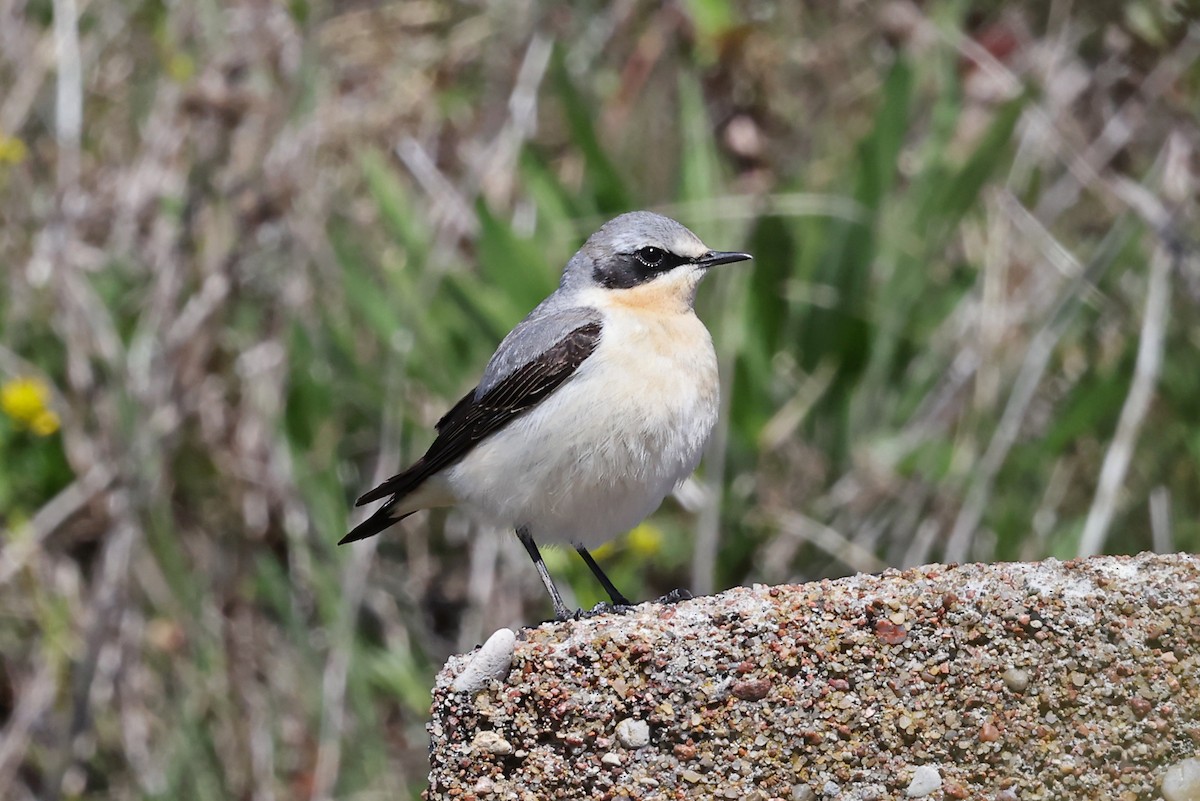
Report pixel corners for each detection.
[635,247,666,267]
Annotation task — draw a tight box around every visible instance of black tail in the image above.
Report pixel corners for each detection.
[339,502,415,545]
[355,459,429,507]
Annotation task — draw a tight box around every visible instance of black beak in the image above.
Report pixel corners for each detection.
[696,250,753,268]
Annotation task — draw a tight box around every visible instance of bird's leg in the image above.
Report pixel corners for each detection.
[516,527,572,621]
[575,546,632,608]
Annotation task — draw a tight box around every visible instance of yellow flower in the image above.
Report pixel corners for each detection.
[166,52,195,83]
[626,522,663,558]
[1,377,60,436]
[594,523,664,560]
[30,410,61,436]
[0,133,27,165]
[591,541,615,559]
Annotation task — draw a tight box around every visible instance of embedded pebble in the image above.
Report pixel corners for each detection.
[427,554,1200,800]
[1002,667,1030,693]
[451,628,516,693]
[471,731,513,756]
[906,765,942,797]
[791,785,816,801]
[615,717,650,748]
[1162,757,1200,801]
[731,677,771,701]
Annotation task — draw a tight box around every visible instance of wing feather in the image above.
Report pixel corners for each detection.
[351,321,603,511]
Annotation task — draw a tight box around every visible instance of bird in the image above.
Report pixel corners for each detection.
[341,211,751,620]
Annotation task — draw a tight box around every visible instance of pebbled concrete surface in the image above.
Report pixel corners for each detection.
[427,553,1200,800]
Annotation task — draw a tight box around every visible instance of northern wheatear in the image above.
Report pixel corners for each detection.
[341,211,751,619]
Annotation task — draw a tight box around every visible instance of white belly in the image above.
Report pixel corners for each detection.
[443,308,719,548]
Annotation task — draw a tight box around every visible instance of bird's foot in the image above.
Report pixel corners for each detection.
[549,603,618,622]
[548,592,688,621]
[582,601,638,619]
[654,588,693,605]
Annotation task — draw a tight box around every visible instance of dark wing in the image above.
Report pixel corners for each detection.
[352,321,603,510]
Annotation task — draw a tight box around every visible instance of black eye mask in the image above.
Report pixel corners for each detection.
[593,247,692,289]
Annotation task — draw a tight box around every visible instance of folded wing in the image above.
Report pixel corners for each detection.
[340,319,603,544]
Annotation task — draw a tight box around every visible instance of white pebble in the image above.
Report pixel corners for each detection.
[471,730,514,756]
[616,718,650,748]
[906,765,942,798]
[1162,758,1200,801]
[601,752,622,766]
[452,628,516,693]
[1002,668,1030,693]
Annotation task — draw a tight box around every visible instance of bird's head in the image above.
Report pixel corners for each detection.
[562,211,751,310]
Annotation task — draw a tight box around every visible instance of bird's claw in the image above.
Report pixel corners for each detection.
[550,592,688,622]
[655,588,693,605]
[575,601,636,619]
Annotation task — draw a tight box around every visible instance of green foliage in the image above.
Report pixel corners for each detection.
[550,48,632,215]
[0,419,71,519]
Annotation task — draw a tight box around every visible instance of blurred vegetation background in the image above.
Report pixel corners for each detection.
[1,0,1198,798]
